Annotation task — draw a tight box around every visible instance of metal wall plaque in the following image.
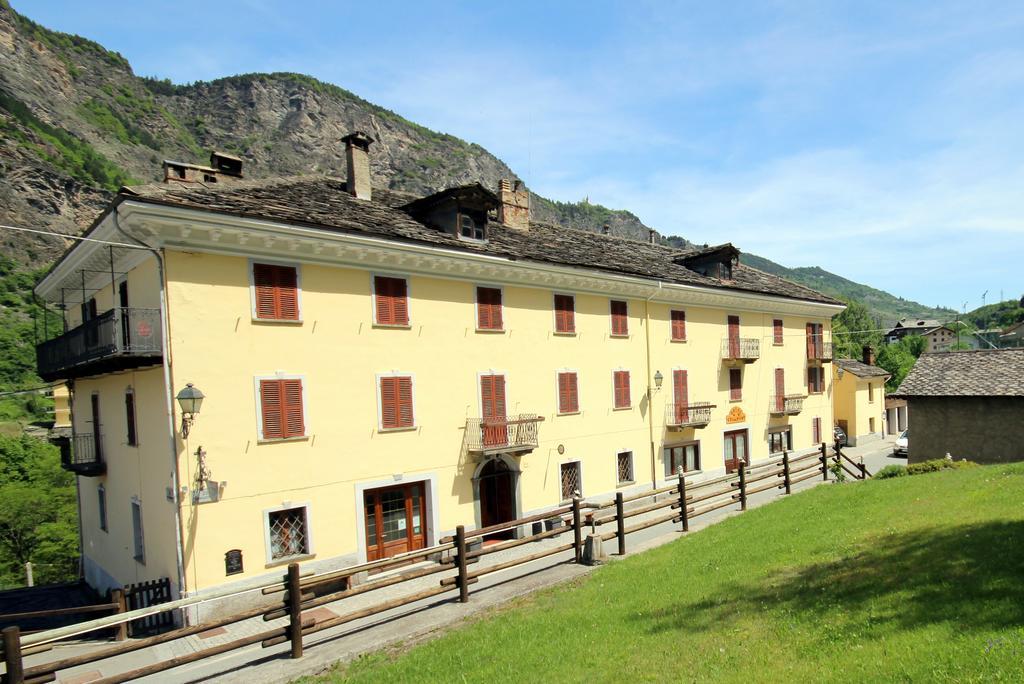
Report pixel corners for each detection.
[225,549,243,576]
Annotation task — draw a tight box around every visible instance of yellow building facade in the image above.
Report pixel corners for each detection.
[833,357,890,446]
[36,146,843,606]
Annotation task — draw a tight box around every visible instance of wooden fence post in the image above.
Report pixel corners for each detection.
[676,467,688,532]
[111,587,128,642]
[2,626,24,684]
[820,442,828,481]
[615,492,626,556]
[858,457,867,480]
[738,461,747,511]
[455,525,469,603]
[572,494,582,563]
[286,563,303,659]
[782,451,792,494]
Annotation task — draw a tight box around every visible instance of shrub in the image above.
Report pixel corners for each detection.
[874,465,908,479]
[907,459,978,476]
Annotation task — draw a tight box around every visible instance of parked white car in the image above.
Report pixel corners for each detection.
[893,430,908,457]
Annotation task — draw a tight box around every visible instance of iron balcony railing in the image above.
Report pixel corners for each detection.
[56,433,106,476]
[769,394,806,416]
[36,308,162,381]
[721,336,760,362]
[465,414,544,455]
[665,402,715,429]
[807,339,833,361]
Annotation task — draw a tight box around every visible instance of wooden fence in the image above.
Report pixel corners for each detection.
[0,444,868,684]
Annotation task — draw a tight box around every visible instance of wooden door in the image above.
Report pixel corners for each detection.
[118,281,130,349]
[364,482,427,561]
[724,429,748,473]
[480,375,507,447]
[673,370,689,423]
[774,368,785,412]
[728,316,740,357]
[479,459,515,540]
[90,393,102,461]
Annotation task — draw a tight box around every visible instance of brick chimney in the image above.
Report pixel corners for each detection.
[649,229,659,245]
[862,345,875,366]
[498,179,529,230]
[342,131,374,200]
[602,224,611,235]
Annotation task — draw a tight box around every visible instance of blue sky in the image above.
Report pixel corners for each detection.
[20,1,1024,312]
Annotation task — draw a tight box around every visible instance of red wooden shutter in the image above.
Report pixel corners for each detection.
[282,379,304,438]
[812,417,821,444]
[276,267,298,320]
[729,368,742,401]
[806,323,822,359]
[613,371,630,408]
[253,264,277,319]
[253,264,299,320]
[728,315,740,356]
[477,287,502,330]
[397,377,413,427]
[671,310,686,341]
[554,295,575,333]
[774,368,785,411]
[808,365,821,393]
[260,380,283,439]
[558,372,579,413]
[773,319,784,345]
[480,375,507,446]
[380,376,414,429]
[673,370,689,422]
[610,300,628,336]
[375,277,409,326]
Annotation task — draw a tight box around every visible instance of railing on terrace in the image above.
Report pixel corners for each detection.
[721,336,760,362]
[768,394,806,416]
[665,402,715,429]
[56,433,105,476]
[465,414,544,455]
[807,339,833,361]
[36,307,162,381]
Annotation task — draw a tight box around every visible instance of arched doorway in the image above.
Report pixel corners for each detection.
[478,458,516,540]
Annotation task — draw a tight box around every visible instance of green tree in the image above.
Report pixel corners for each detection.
[832,299,884,360]
[877,336,927,392]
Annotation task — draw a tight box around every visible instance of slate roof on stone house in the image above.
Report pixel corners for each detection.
[121,175,842,306]
[835,358,890,378]
[892,349,1024,397]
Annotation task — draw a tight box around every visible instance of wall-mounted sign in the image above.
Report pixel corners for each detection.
[225,549,243,576]
[726,406,746,424]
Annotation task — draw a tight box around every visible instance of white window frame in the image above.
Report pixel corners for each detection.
[609,298,630,338]
[768,426,792,455]
[375,372,418,432]
[558,459,583,502]
[616,450,635,485]
[474,283,505,333]
[664,441,702,478]
[253,373,309,442]
[552,292,577,336]
[611,367,632,410]
[130,497,145,565]
[248,258,303,323]
[370,272,412,328]
[262,501,315,566]
[555,368,581,416]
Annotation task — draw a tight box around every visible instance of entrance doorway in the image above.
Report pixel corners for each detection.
[363,482,427,561]
[723,429,749,473]
[478,458,516,540]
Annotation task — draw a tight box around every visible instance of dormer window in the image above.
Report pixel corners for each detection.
[677,244,739,282]
[460,214,485,241]
[402,184,499,244]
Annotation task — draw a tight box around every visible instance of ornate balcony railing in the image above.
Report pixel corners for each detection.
[665,402,715,429]
[721,337,760,363]
[36,308,162,381]
[769,394,805,416]
[465,414,544,455]
[807,340,833,362]
[55,433,106,476]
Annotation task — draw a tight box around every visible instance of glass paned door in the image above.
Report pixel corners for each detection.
[724,429,749,473]
[364,482,427,561]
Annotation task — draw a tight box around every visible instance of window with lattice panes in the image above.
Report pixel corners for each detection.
[268,507,309,561]
[616,451,634,484]
[560,461,581,500]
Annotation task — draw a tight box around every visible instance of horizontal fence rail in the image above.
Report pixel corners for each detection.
[4,443,863,684]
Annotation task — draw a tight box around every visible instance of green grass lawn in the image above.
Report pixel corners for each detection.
[305,464,1024,683]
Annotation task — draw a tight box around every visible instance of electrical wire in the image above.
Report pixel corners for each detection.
[0,223,150,250]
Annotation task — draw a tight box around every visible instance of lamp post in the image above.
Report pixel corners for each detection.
[176,383,204,438]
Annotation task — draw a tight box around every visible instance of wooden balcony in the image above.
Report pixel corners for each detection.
[36,308,162,381]
[807,340,833,362]
[721,337,760,363]
[465,414,544,457]
[769,394,806,416]
[665,402,715,429]
[55,433,106,476]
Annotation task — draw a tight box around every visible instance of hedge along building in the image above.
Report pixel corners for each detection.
[34,134,843,614]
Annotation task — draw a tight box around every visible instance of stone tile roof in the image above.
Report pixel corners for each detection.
[122,176,842,305]
[893,349,1024,397]
[835,358,890,378]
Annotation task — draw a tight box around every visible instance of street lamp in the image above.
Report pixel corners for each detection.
[653,370,664,389]
[176,383,205,438]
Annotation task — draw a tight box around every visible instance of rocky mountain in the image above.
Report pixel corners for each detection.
[0,0,944,328]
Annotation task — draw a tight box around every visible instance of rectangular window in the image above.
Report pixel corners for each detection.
[252,263,299,321]
[259,378,305,440]
[768,427,792,454]
[869,417,876,433]
[806,322,823,359]
[131,500,145,564]
[560,461,582,500]
[125,390,137,447]
[610,300,628,336]
[374,276,410,326]
[670,310,687,341]
[616,451,634,484]
[665,442,700,476]
[868,381,874,402]
[613,370,631,409]
[773,319,784,345]
[557,372,579,414]
[97,485,107,532]
[812,417,822,445]
[267,506,310,561]
[553,294,575,334]
[476,287,503,331]
[729,368,742,401]
[808,365,823,394]
[379,376,414,430]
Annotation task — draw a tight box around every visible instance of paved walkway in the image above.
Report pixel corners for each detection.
[23,438,899,684]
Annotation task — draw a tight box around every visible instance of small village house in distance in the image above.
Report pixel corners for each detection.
[885,318,963,351]
[891,349,1024,464]
[832,347,890,446]
[33,134,843,616]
